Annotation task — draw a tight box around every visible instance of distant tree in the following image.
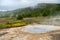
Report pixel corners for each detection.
[17,15,23,20]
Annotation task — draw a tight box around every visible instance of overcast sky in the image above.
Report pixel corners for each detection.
[0,0,60,11]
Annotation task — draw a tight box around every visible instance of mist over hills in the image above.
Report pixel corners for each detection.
[0,3,60,18]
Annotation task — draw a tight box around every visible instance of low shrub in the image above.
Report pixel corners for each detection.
[17,15,23,20]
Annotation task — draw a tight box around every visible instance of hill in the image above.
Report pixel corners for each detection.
[0,3,60,18]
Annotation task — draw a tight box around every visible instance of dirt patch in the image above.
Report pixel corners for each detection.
[0,24,60,40]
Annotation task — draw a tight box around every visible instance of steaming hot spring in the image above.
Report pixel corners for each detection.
[21,24,60,34]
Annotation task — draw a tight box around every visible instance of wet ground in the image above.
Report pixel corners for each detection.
[0,24,60,40]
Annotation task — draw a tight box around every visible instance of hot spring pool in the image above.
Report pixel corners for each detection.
[22,24,60,33]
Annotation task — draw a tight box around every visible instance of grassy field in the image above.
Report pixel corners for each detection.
[0,18,27,29]
[0,16,60,29]
[0,17,48,28]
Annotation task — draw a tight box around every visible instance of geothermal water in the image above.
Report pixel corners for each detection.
[22,24,60,33]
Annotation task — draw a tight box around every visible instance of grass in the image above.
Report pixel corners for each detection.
[5,20,27,28]
[0,18,27,29]
[0,16,58,29]
[24,17,50,24]
[0,23,4,28]
[6,22,26,28]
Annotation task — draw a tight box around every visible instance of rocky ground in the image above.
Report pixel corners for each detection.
[0,24,60,40]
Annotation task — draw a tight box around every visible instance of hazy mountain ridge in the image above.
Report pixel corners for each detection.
[0,4,60,18]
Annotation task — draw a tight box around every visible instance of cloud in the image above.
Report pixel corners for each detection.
[40,0,58,3]
[0,0,59,11]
